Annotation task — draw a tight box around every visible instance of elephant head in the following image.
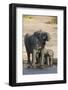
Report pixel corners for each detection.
[34,30,50,47]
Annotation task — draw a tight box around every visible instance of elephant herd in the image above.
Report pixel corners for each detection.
[24,30,54,68]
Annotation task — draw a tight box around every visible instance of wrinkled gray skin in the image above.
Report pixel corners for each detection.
[24,31,49,67]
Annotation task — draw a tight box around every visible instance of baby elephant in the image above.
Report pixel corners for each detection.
[36,48,54,66]
[44,49,54,66]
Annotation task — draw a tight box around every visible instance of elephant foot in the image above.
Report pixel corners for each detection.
[35,61,39,64]
[32,64,37,69]
[50,62,53,67]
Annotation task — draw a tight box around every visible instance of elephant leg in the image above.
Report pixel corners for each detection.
[27,53,31,64]
[32,49,37,68]
[36,53,40,64]
[36,58,39,64]
[50,56,53,66]
[40,48,44,66]
[47,57,49,66]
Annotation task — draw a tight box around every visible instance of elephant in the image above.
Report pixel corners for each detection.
[24,30,50,68]
[36,48,54,66]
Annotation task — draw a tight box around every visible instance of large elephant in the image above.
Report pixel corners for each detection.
[24,30,50,67]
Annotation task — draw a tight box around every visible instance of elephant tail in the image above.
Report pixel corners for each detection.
[24,33,30,46]
[24,33,31,53]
